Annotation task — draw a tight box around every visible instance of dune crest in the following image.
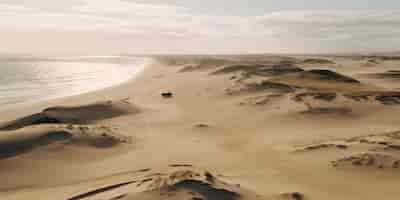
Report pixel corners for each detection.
[64,166,265,200]
[0,100,139,130]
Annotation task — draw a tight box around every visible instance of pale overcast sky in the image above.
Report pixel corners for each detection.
[1,0,400,55]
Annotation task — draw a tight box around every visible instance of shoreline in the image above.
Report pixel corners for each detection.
[0,57,151,117]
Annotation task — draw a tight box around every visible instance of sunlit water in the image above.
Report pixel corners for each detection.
[0,56,146,106]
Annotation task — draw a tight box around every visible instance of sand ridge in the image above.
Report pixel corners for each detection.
[0,100,138,130]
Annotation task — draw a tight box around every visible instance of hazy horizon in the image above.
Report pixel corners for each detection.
[1,0,400,55]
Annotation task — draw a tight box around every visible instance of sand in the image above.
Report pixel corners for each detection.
[1,54,400,199]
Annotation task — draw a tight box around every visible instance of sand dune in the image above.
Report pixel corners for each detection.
[332,153,400,169]
[0,99,135,169]
[202,58,400,116]
[0,124,131,160]
[66,166,264,200]
[0,100,138,130]
[26,164,269,200]
[210,64,304,77]
[3,54,400,200]
[295,129,400,172]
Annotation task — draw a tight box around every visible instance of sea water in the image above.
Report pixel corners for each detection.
[0,56,146,105]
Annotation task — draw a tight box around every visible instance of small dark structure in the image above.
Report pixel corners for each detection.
[161,92,174,98]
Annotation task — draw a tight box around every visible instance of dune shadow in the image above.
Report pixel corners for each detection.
[0,131,73,159]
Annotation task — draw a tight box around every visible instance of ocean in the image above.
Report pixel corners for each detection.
[0,56,146,106]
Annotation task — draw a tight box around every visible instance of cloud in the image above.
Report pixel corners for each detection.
[0,3,36,12]
[0,0,399,54]
[77,0,186,17]
[258,10,400,40]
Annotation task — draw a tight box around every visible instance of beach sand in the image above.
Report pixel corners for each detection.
[1,54,400,199]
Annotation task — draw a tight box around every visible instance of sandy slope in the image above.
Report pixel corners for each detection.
[1,54,400,199]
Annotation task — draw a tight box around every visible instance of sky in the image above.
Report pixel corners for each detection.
[1,0,400,55]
